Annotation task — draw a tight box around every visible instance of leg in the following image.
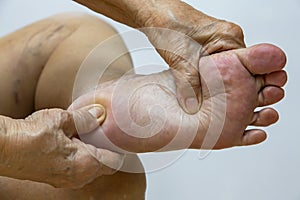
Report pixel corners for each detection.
[0,14,79,118]
[35,13,133,109]
[71,44,287,153]
[0,13,146,200]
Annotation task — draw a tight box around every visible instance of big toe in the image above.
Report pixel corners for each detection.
[236,44,287,75]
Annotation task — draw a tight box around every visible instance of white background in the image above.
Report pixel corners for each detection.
[1,0,299,199]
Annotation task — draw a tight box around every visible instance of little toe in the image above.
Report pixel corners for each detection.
[236,44,287,75]
[258,86,285,107]
[264,70,288,87]
[250,108,279,126]
[240,129,267,146]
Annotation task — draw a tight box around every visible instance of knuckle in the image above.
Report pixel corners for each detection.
[226,21,244,37]
[59,110,73,126]
[174,69,200,88]
[72,154,99,176]
[29,109,68,130]
[60,111,76,137]
[207,20,245,51]
[216,20,243,37]
[223,22,245,47]
[44,108,64,118]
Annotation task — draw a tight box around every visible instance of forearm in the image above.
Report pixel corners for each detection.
[0,116,38,179]
[0,115,20,176]
[0,116,8,165]
[73,0,216,28]
[74,0,141,27]
[73,0,244,58]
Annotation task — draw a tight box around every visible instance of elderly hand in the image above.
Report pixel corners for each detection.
[74,0,245,113]
[0,105,124,189]
[135,0,245,114]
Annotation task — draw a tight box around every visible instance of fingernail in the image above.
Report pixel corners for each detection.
[185,97,199,114]
[88,104,106,124]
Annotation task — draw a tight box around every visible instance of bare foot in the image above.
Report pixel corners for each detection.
[71,44,287,153]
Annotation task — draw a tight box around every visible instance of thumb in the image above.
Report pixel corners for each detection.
[171,62,202,114]
[71,104,106,136]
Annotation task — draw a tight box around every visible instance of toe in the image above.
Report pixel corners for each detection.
[250,108,279,126]
[258,86,285,107]
[264,70,288,87]
[236,44,287,75]
[240,129,267,146]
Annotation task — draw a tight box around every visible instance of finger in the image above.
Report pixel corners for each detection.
[63,104,106,137]
[25,108,63,121]
[235,44,287,75]
[250,108,279,126]
[68,92,96,111]
[94,148,125,175]
[201,36,246,55]
[240,129,267,146]
[171,64,202,114]
[72,138,125,175]
[258,86,285,107]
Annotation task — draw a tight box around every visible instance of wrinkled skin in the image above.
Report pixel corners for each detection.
[75,0,246,114]
[0,10,286,199]
[71,44,287,153]
[141,3,246,114]
[0,106,124,189]
[0,13,146,199]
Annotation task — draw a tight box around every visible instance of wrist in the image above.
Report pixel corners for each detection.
[0,117,34,178]
[134,0,173,28]
[0,116,17,174]
[135,0,216,28]
[0,116,10,161]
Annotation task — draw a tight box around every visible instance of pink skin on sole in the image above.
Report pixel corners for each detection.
[70,44,287,153]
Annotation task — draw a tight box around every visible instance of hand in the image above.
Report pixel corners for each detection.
[0,105,124,189]
[135,0,245,114]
